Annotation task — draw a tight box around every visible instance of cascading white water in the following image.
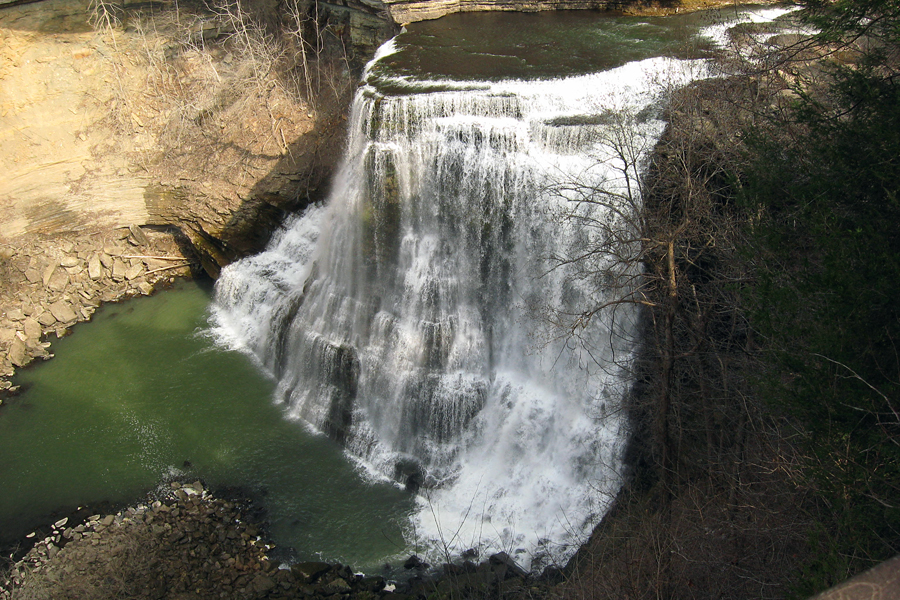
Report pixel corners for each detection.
[211,48,706,568]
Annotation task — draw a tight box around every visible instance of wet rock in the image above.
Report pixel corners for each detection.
[251,574,276,594]
[290,562,332,584]
[322,577,352,594]
[489,552,528,579]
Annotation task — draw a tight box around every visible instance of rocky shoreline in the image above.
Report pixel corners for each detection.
[0,226,196,396]
[0,481,561,600]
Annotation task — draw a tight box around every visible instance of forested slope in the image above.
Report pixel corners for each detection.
[564,0,900,597]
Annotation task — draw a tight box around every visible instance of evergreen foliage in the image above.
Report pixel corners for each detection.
[743,0,900,592]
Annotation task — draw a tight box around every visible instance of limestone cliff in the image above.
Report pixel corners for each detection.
[380,0,613,24]
[0,0,357,278]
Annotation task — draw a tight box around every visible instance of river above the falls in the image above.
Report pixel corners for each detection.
[1,4,797,573]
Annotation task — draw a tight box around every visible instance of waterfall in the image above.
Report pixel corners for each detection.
[211,51,706,568]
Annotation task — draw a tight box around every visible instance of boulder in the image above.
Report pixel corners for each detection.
[48,301,78,324]
[250,574,276,594]
[125,262,144,280]
[321,578,352,595]
[37,311,57,327]
[23,317,42,341]
[47,268,69,292]
[8,338,31,367]
[129,224,150,246]
[88,254,103,280]
[290,562,332,584]
[111,259,127,281]
[488,552,528,579]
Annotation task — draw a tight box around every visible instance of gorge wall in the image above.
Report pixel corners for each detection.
[381,0,612,24]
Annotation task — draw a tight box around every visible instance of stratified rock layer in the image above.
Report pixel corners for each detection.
[381,0,613,23]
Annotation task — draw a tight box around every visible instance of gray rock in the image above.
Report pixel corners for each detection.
[48,301,78,323]
[24,267,42,283]
[23,318,42,341]
[125,262,144,280]
[129,224,150,246]
[111,258,127,281]
[42,264,57,287]
[37,311,57,326]
[47,268,69,292]
[8,338,30,367]
[88,254,102,280]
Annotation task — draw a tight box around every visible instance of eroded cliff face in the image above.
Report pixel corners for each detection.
[0,0,366,389]
[0,0,358,278]
[380,0,612,24]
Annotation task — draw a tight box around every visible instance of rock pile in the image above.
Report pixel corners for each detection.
[0,226,194,394]
[0,481,559,600]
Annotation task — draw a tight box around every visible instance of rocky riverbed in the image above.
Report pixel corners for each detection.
[0,481,561,600]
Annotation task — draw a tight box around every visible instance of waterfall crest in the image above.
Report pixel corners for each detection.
[211,53,705,568]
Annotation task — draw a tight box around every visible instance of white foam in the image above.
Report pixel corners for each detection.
[210,44,706,570]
